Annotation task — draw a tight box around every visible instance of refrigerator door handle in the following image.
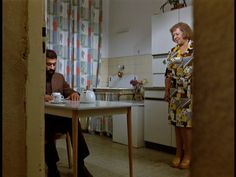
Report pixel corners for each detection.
[162,59,167,65]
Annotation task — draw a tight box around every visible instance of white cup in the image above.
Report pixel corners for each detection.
[51,92,64,102]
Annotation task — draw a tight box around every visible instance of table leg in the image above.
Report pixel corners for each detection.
[72,111,78,177]
[127,107,133,177]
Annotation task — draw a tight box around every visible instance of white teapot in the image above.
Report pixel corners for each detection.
[80,90,96,103]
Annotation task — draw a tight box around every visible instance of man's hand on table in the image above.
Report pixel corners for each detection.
[67,92,80,101]
[45,94,53,102]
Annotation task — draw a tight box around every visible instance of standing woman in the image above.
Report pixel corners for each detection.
[164,22,193,169]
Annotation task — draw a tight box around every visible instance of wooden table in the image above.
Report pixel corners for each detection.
[45,100,133,177]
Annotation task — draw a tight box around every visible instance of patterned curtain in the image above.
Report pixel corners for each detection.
[46,0,102,92]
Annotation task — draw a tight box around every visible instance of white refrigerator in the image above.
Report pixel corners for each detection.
[152,54,168,87]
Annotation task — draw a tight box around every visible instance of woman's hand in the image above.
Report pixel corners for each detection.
[164,92,170,102]
[164,76,171,102]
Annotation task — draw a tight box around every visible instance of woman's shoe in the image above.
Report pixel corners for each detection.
[170,157,181,168]
[179,159,190,169]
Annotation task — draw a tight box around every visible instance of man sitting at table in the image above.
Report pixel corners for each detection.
[44,49,93,177]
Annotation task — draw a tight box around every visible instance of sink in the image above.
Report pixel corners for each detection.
[108,74,138,88]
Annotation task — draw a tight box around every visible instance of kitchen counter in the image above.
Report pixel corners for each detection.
[93,87,134,92]
[143,86,165,91]
[93,87,135,101]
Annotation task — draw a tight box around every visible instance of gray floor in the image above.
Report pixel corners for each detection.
[55,133,190,177]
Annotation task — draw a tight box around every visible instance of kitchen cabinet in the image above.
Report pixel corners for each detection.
[179,5,193,28]
[152,10,177,55]
[144,88,176,147]
[151,5,193,55]
[112,103,144,148]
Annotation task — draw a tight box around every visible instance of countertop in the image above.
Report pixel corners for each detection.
[143,86,165,91]
[93,87,136,101]
[93,87,165,91]
[93,87,134,92]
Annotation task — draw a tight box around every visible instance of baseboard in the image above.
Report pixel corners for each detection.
[145,141,176,154]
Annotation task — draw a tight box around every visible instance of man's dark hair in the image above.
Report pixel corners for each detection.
[46,49,57,59]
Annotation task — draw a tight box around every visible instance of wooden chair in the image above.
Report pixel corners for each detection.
[55,132,73,168]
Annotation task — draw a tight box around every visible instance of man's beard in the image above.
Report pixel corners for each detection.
[46,69,55,77]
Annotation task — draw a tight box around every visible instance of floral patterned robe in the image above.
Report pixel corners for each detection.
[165,40,194,127]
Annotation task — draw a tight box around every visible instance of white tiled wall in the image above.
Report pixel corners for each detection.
[99,58,109,87]
[99,54,153,87]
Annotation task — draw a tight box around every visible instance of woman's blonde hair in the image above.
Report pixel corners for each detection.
[170,22,193,41]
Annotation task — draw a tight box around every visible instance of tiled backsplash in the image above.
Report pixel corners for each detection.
[99,54,153,87]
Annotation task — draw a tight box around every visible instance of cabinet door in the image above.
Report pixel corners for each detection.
[151,10,178,54]
[112,106,144,148]
[144,99,171,146]
[179,6,193,29]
